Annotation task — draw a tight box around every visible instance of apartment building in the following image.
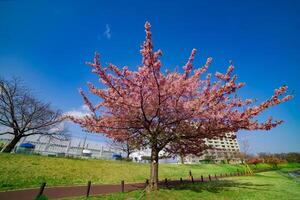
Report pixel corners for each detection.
[183,132,241,164]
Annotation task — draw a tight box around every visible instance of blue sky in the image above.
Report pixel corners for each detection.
[0,0,299,153]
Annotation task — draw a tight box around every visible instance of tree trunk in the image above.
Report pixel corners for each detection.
[180,154,185,164]
[126,144,130,159]
[1,135,22,153]
[148,147,159,191]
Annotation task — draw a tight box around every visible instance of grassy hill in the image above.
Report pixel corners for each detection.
[0,153,299,191]
[63,170,300,200]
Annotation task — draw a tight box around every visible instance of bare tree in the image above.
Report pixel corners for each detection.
[237,135,252,164]
[108,138,138,159]
[0,77,67,152]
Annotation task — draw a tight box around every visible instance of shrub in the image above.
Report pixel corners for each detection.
[265,157,286,168]
[247,157,262,167]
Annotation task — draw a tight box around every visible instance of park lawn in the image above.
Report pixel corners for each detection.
[0,153,243,191]
[250,162,300,171]
[0,153,299,191]
[62,170,300,200]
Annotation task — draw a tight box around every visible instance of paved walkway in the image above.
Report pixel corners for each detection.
[0,183,145,200]
[0,173,246,200]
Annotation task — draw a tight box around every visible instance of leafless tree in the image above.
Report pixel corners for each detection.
[0,77,68,152]
[237,135,252,163]
[108,138,139,159]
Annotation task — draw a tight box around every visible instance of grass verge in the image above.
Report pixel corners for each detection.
[61,170,300,200]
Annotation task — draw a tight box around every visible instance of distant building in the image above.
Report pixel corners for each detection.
[130,148,177,164]
[0,134,124,159]
[130,132,241,164]
[183,132,241,164]
[0,132,240,164]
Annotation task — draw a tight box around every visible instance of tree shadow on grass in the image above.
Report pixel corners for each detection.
[163,180,273,194]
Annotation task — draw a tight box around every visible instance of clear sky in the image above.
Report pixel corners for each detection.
[0,0,299,154]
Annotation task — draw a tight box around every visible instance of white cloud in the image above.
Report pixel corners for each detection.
[64,105,92,118]
[103,24,112,39]
[48,121,66,134]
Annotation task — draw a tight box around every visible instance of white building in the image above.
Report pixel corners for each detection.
[183,132,241,164]
[130,148,177,164]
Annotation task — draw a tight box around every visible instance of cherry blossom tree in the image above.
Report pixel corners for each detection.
[247,157,262,167]
[265,156,286,168]
[69,22,292,190]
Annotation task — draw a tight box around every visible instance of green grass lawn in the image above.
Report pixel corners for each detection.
[0,153,299,192]
[62,170,300,200]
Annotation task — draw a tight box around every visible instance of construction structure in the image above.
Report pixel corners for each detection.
[0,134,124,160]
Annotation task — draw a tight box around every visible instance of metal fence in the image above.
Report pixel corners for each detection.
[0,136,123,160]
